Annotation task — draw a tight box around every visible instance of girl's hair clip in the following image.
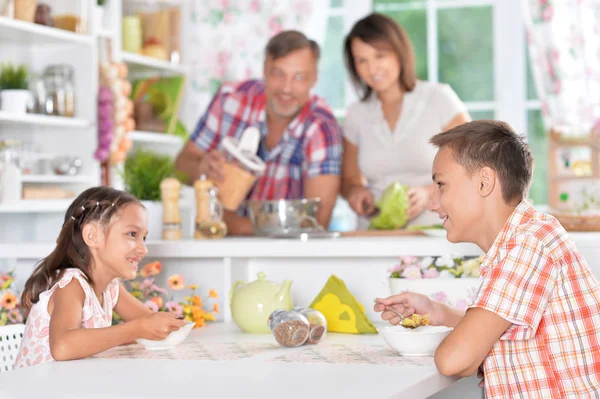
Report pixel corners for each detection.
[111,202,115,207]
[81,205,85,211]
[71,216,76,221]
[96,202,100,207]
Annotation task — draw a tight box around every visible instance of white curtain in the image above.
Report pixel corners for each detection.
[523,0,600,137]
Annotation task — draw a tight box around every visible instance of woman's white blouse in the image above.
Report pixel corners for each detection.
[343,80,467,227]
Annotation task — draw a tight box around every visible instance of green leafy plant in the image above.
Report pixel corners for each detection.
[0,63,28,90]
[123,149,186,201]
[97,0,106,6]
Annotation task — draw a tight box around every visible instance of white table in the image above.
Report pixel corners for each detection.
[0,323,459,399]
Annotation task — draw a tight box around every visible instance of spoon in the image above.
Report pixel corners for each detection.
[373,299,413,328]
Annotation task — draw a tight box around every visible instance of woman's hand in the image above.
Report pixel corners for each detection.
[407,185,432,221]
[477,365,485,388]
[346,185,376,217]
[135,312,185,341]
[374,292,445,326]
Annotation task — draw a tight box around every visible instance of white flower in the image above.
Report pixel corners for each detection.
[462,257,482,278]
[420,256,434,269]
[438,270,454,279]
[435,254,455,268]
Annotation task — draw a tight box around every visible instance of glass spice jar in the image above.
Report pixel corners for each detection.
[268,309,310,348]
[293,307,327,344]
[42,64,75,117]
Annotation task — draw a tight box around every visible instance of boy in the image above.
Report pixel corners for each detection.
[375,120,600,398]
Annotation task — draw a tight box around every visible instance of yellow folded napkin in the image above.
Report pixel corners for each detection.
[309,275,378,334]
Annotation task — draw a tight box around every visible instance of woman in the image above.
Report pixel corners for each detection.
[342,13,471,228]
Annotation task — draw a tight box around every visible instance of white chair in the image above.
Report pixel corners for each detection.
[0,324,25,372]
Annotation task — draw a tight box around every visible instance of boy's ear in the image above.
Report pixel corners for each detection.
[82,223,100,248]
[479,167,495,197]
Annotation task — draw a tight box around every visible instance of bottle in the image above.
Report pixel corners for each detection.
[197,187,227,239]
[160,177,182,240]
[194,175,228,239]
[293,307,327,344]
[268,309,310,348]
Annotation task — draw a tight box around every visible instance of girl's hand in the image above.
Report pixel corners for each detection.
[347,186,376,217]
[135,312,185,340]
[407,185,432,221]
[374,292,444,326]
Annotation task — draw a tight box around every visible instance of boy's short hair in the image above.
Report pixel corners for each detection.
[429,120,534,203]
[265,30,320,62]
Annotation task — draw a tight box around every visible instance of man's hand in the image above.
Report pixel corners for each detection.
[198,150,225,182]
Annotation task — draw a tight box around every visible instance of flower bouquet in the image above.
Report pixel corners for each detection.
[113,261,219,328]
[0,269,27,326]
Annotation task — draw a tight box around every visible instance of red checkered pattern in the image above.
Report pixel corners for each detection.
[190,80,342,203]
[469,201,600,398]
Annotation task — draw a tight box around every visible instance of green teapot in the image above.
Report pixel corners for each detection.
[230,272,293,333]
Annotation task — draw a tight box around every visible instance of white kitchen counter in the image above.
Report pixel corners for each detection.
[0,323,461,399]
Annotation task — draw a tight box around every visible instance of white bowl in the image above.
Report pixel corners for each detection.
[136,321,195,350]
[380,325,452,356]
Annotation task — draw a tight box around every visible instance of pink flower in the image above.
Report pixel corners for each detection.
[144,300,159,312]
[140,278,154,291]
[217,0,229,11]
[401,265,422,280]
[542,6,553,21]
[388,263,403,273]
[165,301,183,315]
[223,11,233,24]
[430,291,448,303]
[423,268,440,279]
[249,0,260,12]
[268,16,282,34]
[399,256,418,265]
[7,309,23,323]
[552,80,561,94]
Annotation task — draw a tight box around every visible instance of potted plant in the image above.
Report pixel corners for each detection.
[123,149,186,240]
[387,254,484,310]
[0,63,29,114]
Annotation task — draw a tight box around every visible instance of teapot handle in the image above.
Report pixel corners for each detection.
[229,280,247,307]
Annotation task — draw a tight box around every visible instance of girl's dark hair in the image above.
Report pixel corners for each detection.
[21,186,141,308]
[344,13,417,101]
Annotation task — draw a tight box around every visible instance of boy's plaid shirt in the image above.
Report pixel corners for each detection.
[470,201,600,398]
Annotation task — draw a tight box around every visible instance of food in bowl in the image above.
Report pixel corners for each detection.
[380,325,452,356]
[400,313,430,328]
[136,321,194,350]
[247,198,322,236]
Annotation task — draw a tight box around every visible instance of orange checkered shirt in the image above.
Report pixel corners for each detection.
[469,201,600,398]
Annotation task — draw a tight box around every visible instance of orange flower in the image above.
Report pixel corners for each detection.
[212,303,220,313]
[168,274,185,290]
[194,318,206,328]
[151,296,164,309]
[140,261,161,277]
[208,289,218,299]
[192,295,202,307]
[191,305,205,320]
[0,291,17,310]
[204,312,216,322]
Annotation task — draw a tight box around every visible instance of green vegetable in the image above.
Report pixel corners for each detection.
[0,63,28,90]
[407,224,444,230]
[369,182,409,230]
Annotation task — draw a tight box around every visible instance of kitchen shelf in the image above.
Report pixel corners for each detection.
[0,16,93,46]
[20,175,93,184]
[0,199,72,213]
[0,112,91,128]
[129,131,184,145]
[120,51,187,76]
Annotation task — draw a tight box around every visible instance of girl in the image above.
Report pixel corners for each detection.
[342,13,471,228]
[16,186,185,368]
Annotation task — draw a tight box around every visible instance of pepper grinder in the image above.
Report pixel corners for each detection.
[160,177,182,240]
[194,175,213,239]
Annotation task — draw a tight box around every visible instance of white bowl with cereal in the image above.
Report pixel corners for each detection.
[380,325,453,356]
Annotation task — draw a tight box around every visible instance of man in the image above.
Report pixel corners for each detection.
[175,31,342,235]
[375,120,600,398]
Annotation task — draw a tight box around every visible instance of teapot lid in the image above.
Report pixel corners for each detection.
[257,272,266,280]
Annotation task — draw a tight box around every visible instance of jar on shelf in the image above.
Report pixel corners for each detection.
[123,0,182,63]
[0,0,14,18]
[41,64,75,117]
[268,309,310,348]
[194,176,227,239]
[46,0,89,33]
[293,307,327,344]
